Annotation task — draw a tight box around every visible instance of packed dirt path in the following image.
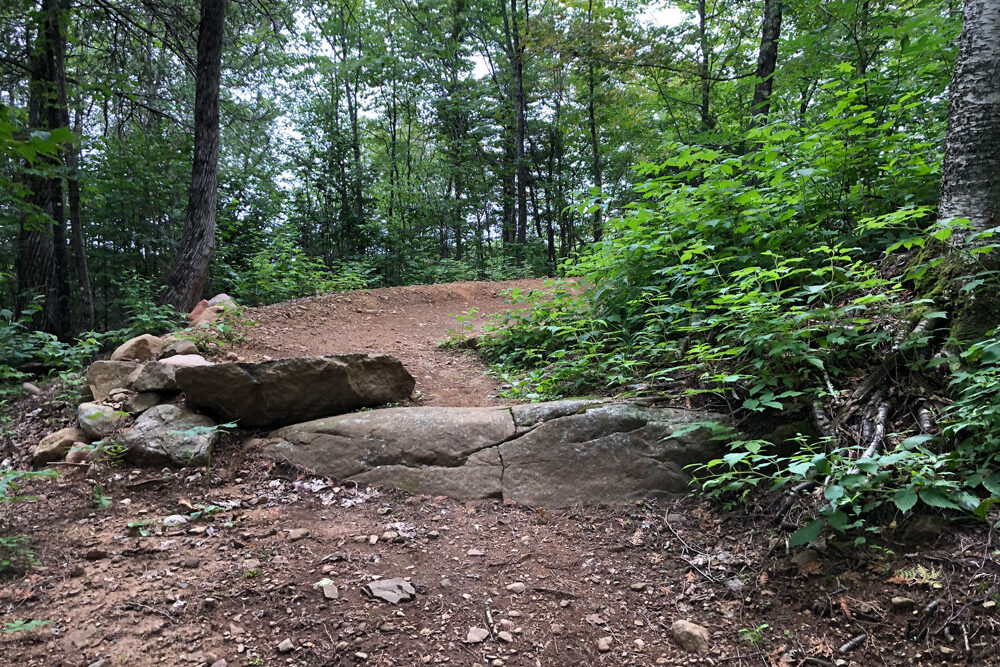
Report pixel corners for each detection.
[2,282,997,667]
[236,279,556,406]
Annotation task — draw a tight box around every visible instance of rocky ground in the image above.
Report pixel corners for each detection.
[1,280,999,666]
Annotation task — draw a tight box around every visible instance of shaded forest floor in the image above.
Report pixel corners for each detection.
[1,280,998,666]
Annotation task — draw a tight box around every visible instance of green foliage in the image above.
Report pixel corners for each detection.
[219,231,377,306]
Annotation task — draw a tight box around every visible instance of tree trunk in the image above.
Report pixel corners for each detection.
[750,0,782,126]
[161,0,226,313]
[503,0,529,260]
[67,108,94,330]
[938,0,1000,342]
[18,0,72,338]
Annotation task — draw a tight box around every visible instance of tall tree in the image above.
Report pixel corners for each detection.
[161,0,226,312]
[18,0,71,337]
[749,0,782,126]
[938,0,1000,340]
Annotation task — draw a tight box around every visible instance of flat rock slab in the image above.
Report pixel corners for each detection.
[259,401,727,506]
[363,578,416,604]
[176,355,415,429]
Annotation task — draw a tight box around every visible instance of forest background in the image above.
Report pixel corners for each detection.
[3,0,1000,538]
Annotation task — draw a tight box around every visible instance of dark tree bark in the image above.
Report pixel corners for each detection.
[18,0,71,338]
[502,0,528,258]
[161,0,226,313]
[938,0,1000,341]
[67,110,94,330]
[749,0,782,126]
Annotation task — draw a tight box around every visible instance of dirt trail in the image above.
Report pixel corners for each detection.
[1,282,995,666]
[237,279,555,406]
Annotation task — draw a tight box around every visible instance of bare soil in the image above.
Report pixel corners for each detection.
[235,279,557,407]
[1,281,998,667]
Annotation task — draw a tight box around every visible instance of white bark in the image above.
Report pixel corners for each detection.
[939,0,1000,243]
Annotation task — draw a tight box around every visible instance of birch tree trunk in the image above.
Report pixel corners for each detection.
[939,0,1000,340]
[161,0,226,313]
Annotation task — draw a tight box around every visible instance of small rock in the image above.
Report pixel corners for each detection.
[466,627,489,644]
[111,334,167,362]
[550,623,565,635]
[322,584,339,600]
[984,600,997,610]
[287,528,309,542]
[635,638,646,650]
[427,530,440,539]
[183,557,201,569]
[69,564,86,578]
[87,660,109,667]
[597,636,613,652]
[21,382,42,396]
[363,578,416,604]
[277,638,295,653]
[630,581,648,592]
[671,619,711,654]
[209,661,228,667]
[33,427,91,464]
[497,630,513,643]
[467,548,484,556]
[84,548,108,561]
[163,514,189,527]
[439,578,452,589]
[505,582,526,594]
[724,578,745,594]
[354,652,368,661]
[203,597,218,610]
[160,338,200,359]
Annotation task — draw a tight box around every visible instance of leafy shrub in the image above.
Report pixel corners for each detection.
[221,235,377,305]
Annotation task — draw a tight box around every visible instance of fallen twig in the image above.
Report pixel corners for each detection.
[838,632,867,654]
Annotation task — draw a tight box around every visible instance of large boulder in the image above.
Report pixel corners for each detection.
[258,401,727,506]
[110,334,166,362]
[33,427,92,464]
[176,355,415,428]
[77,402,130,439]
[86,360,140,402]
[116,404,218,466]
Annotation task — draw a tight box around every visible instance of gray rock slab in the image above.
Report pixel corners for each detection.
[258,401,727,506]
[499,403,725,506]
[265,406,514,478]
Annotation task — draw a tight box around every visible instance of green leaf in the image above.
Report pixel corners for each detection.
[918,488,960,509]
[824,485,845,503]
[893,488,918,512]
[789,519,824,547]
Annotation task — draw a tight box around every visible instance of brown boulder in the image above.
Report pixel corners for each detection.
[176,355,415,428]
[32,427,92,464]
[85,360,140,402]
[110,334,166,362]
